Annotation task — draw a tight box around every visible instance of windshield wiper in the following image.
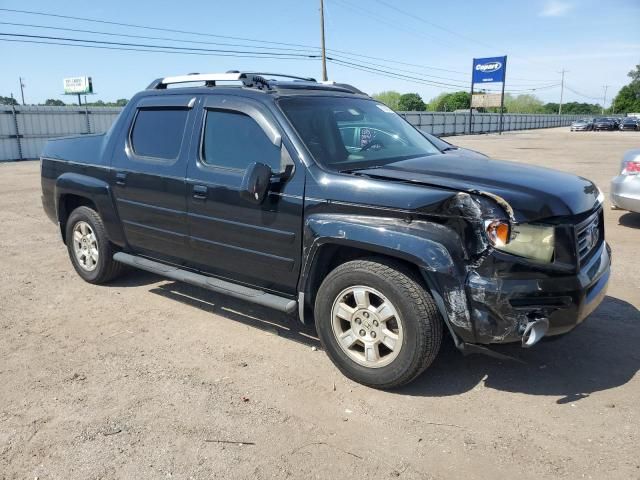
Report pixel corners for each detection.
[440,146,458,152]
[340,165,386,174]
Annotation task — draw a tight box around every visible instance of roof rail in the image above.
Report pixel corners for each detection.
[146,71,317,90]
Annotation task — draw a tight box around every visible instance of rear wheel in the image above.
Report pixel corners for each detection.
[315,259,443,389]
[66,206,125,284]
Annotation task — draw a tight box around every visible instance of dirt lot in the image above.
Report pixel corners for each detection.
[1,127,639,480]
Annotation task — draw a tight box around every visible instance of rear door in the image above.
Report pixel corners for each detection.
[111,94,197,263]
[185,95,304,294]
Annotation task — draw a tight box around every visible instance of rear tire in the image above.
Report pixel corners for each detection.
[314,258,443,389]
[65,206,125,284]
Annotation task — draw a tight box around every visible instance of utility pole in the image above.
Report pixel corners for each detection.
[19,77,26,105]
[319,0,328,81]
[601,85,609,114]
[558,69,567,115]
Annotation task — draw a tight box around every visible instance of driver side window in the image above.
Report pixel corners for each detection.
[201,109,282,172]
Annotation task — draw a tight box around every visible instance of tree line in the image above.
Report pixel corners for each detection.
[372,90,603,114]
[373,64,640,114]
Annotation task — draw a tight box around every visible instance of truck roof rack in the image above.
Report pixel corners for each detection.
[146,71,318,90]
[146,71,367,96]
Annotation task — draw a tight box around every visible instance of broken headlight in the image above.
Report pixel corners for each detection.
[485,221,555,263]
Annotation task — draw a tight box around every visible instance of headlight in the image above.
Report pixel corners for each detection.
[485,221,554,263]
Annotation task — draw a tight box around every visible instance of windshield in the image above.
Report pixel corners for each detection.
[278,96,440,171]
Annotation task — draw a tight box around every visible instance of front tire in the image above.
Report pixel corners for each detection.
[315,259,443,389]
[65,206,125,284]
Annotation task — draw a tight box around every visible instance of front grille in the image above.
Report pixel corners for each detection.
[575,209,603,266]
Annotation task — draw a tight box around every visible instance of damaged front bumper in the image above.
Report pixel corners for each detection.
[459,241,611,345]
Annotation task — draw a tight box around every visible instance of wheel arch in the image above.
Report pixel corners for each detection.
[55,172,126,246]
[299,214,474,342]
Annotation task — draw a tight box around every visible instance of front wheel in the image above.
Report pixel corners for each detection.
[65,206,125,284]
[314,259,443,389]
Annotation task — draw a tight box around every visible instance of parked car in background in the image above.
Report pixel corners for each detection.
[593,118,616,131]
[619,117,639,131]
[570,119,593,131]
[611,149,640,213]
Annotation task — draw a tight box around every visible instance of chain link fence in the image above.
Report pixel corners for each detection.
[1,106,584,162]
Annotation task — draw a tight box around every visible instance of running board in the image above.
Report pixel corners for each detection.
[113,252,297,314]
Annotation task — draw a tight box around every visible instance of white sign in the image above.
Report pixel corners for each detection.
[63,76,93,94]
[471,93,502,108]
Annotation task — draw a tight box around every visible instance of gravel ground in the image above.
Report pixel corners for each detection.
[1,127,639,479]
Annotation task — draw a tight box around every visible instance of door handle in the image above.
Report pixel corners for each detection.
[192,184,208,200]
[115,172,127,186]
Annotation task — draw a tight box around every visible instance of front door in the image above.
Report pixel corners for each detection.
[111,94,196,263]
[185,95,304,294]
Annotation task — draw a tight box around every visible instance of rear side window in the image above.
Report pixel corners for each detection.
[202,110,281,172]
[130,108,189,160]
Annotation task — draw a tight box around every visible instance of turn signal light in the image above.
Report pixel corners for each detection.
[484,220,510,246]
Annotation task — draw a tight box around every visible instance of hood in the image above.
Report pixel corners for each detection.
[355,153,601,222]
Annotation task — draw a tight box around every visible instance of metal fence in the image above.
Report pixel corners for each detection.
[398,111,583,136]
[0,105,122,161]
[1,106,583,162]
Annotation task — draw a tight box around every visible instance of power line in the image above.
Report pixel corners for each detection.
[2,18,559,90]
[327,0,459,51]
[0,21,319,53]
[0,34,562,95]
[0,7,596,97]
[564,84,602,101]
[0,38,320,60]
[0,6,472,78]
[370,0,569,76]
[328,57,469,88]
[372,0,495,50]
[0,7,319,50]
[0,32,320,58]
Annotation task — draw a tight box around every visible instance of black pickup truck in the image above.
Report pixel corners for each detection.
[41,72,611,388]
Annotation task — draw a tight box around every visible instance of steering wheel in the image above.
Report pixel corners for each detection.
[359,139,385,152]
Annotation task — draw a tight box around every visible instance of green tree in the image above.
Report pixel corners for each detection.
[542,101,600,115]
[372,90,401,110]
[398,93,426,111]
[115,98,129,106]
[0,95,18,106]
[504,94,544,113]
[428,91,470,111]
[43,99,66,106]
[610,63,640,113]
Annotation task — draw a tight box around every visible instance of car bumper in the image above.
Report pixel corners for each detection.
[610,175,640,213]
[465,242,611,344]
[571,126,590,131]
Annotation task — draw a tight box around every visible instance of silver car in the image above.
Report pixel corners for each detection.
[611,149,640,213]
[570,119,593,131]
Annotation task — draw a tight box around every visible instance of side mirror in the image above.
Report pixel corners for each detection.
[240,162,272,204]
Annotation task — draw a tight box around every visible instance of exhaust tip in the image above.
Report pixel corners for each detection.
[521,318,549,348]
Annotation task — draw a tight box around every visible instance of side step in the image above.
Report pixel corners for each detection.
[113,252,297,314]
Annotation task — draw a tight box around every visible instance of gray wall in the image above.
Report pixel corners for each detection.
[1,105,584,162]
[1,105,122,161]
[398,111,583,136]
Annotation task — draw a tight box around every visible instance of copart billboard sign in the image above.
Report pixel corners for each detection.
[472,57,507,84]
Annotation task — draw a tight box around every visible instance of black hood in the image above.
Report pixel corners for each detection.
[356,153,601,222]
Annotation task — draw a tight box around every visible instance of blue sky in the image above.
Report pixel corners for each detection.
[1,0,638,106]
